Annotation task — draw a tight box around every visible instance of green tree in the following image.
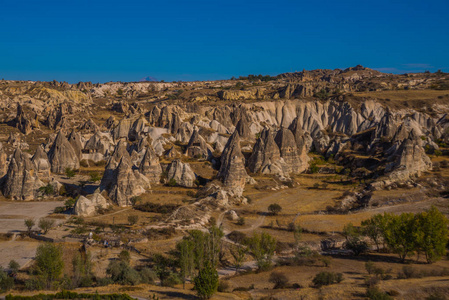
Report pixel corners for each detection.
[24,219,35,236]
[230,244,247,272]
[246,232,277,270]
[415,206,449,263]
[193,262,219,299]
[34,243,64,289]
[128,215,139,226]
[0,267,14,292]
[118,250,131,264]
[343,222,368,256]
[268,203,282,215]
[72,252,93,288]
[38,218,55,234]
[361,213,391,251]
[176,238,195,289]
[383,213,417,262]
[8,260,20,276]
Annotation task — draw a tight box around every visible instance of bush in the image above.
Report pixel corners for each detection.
[312,272,343,288]
[106,261,140,285]
[167,178,177,187]
[38,219,55,234]
[236,217,245,226]
[89,172,102,182]
[268,203,282,215]
[161,272,182,287]
[133,203,179,214]
[24,219,35,236]
[119,250,130,263]
[139,268,157,284]
[269,271,289,289]
[39,184,54,195]
[96,277,114,286]
[366,287,393,300]
[128,215,139,226]
[0,268,14,292]
[65,168,76,178]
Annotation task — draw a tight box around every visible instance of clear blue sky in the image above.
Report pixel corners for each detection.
[1,0,448,83]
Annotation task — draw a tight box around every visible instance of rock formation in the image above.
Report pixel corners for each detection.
[31,145,51,177]
[217,131,247,196]
[74,191,109,217]
[47,131,80,173]
[185,129,212,159]
[2,148,43,200]
[106,157,150,207]
[275,128,309,174]
[166,159,196,187]
[0,143,7,178]
[139,146,162,183]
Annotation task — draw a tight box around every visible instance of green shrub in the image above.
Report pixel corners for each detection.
[194,263,219,299]
[366,287,393,300]
[39,184,55,195]
[269,271,289,289]
[312,272,343,288]
[268,203,282,215]
[161,272,182,287]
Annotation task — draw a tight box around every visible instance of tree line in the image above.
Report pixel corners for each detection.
[344,206,448,263]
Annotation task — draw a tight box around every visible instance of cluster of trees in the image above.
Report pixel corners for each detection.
[175,226,223,299]
[344,206,448,263]
[24,219,55,236]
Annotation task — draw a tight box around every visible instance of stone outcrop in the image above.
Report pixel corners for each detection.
[185,129,212,159]
[275,128,309,174]
[32,145,51,177]
[47,131,80,174]
[139,146,162,183]
[74,191,109,217]
[166,159,196,187]
[248,128,284,175]
[0,143,7,178]
[84,131,113,155]
[14,104,33,134]
[217,131,247,196]
[235,117,252,139]
[386,136,432,182]
[106,157,150,207]
[2,148,43,200]
[100,140,131,189]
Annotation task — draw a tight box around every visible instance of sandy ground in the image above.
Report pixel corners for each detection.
[0,201,63,233]
[0,239,40,269]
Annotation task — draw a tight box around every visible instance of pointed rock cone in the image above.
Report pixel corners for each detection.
[139,145,162,183]
[2,148,43,200]
[217,131,247,196]
[48,131,80,174]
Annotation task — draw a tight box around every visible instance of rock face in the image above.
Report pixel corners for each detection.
[0,143,7,178]
[106,157,150,207]
[2,148,42,200]
[166,159,196,187]
[185,129,211,159]
[387,137,432,181]
[235,118,252,139]
[14,104,33,134]
[217,131,247,196]
[275,128,309,174]
[32,145,51,177]
[47,131,80,173]
[74,192,109,217]
[139,146,162,183]
[100,140,131,189]
[248,128,284,175]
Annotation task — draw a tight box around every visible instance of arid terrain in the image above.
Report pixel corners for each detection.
[0,66,449,299]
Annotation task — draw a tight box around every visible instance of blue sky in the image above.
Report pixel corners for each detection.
[1,0,448,83]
